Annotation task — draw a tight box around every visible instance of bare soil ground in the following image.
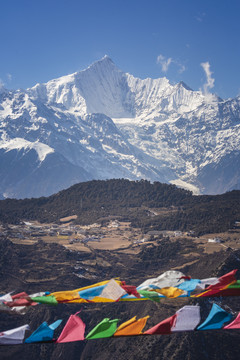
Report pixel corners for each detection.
[60,215,78,222]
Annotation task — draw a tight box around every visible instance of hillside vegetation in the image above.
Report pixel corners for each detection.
[0,179,239,235]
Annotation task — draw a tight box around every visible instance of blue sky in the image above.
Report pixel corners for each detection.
[0,0,240,99]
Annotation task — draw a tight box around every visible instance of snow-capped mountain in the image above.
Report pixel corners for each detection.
[0,55,240,198]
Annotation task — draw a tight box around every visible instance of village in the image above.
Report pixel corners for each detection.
[0,217,178,252]
[1,215,240,255]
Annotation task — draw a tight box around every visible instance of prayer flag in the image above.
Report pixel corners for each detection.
[177,279,201,292]
[144,315,177,335]
[5,292,37,307]
[121,284,140,298]
[137,290,161,302]
[224,313,240,329]
[0,325,30,345]
[196,277,219,290]
[114,316,149,336]
[197,303,233,330]
[172,305,201,332]
[25,320,62,343]
[56,312,85,343]
[86,318,118,339]
[93,279,127,302]
[206,270,237,291]
[51,280,118,303]
[137,271,185,291]
[154,287,185,298]
[31,295,58,305]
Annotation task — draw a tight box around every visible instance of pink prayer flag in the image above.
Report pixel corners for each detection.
[224,313,240,329]
[56,312,85,343]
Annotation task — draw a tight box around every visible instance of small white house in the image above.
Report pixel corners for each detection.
[174,231,183,237]
[208,237,221,243]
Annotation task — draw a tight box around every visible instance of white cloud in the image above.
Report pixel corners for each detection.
[157,54,186,75]
[195,12,206,22]
[157,54,172,73]
[178,64,186,74]
[7,73,12,82]
[200,61,215,94]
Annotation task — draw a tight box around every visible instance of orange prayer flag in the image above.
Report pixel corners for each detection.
[114,316,149,336]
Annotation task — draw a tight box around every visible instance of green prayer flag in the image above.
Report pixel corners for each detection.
[86,318,119,339]
[137,290,161,302]
[228,280,240,289]
[30,295,58,305]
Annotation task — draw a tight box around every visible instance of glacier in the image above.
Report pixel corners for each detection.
[0,55,240,198]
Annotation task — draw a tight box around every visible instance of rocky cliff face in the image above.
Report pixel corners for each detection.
[1,56,240,198]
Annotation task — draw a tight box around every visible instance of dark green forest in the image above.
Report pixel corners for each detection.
[0,179,239,235]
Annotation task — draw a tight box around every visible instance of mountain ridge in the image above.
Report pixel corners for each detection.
[0,56,240,198]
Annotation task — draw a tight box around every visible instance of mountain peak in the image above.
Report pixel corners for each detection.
[86,55,117,73]
[3,57,240,198]
[101,54,113,62]
[178,81,193,91]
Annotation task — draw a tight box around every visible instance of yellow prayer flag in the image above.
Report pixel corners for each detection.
[151,287,184,298]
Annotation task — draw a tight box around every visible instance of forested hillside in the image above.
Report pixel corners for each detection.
[0,179,239,235]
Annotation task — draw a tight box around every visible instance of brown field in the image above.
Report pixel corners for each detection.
[60,215,78,222]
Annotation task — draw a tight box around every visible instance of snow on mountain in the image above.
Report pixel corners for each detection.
[28,56,135,119]
[0,56,240,198]
[0,138,54,162]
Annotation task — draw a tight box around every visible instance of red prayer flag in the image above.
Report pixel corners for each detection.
[121,285,141,298]
[12,292,29,299]
[5,292,37,307]
[144,314,177,335]
[178,276,192,281]
[206,270,238,291]
[196,287,240,298]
